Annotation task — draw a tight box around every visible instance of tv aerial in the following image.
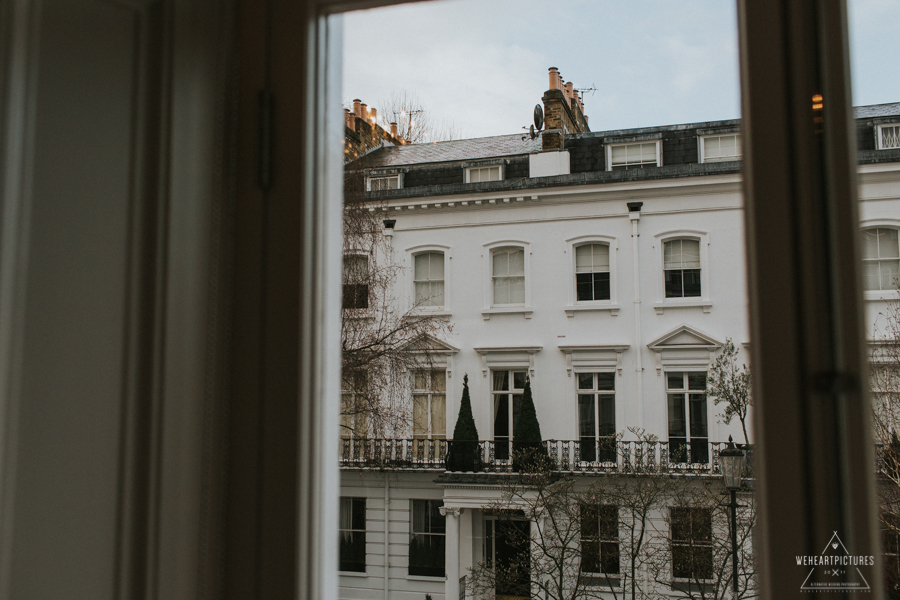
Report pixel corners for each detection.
[522,104,544,141]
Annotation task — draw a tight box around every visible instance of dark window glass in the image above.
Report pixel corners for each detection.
[409,500,446,577]
[683,269,702,297]
[339,497,367,572]
[581,504,619,575]
[671,507,713,581]
[664,269,684,298]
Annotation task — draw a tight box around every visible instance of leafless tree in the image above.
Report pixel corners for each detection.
[340,169,452,440]
[372,89,463,144]
[644,479,758,600]
[870,290,900,593]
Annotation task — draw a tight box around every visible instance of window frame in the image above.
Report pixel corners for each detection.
[411,368,447,441]
[580,503,621,581]
[859,222,900,298]
[338,497,367,573]
[575,372,617,464]
[654,231,711,313]
[465,163,505,183]
[606,140,662,170]
[665,371,710,465]
[566,235,619,316]
[366,173,402,191]
[482,240,532,319]
[342,253,370,310]
[670,507,714,583]
[490,368,528,461]
[698,133,743,163]
[877,123,900,150]
[407,244,451,313]
[408,499,446,578]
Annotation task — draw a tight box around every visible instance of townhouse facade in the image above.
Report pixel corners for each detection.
[339,69,900,600]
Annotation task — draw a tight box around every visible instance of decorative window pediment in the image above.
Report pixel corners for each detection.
[474,345,541,378]
[557,344,629,377]
[647,325,723,375]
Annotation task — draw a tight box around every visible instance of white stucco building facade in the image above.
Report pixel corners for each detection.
[338,78,900,600]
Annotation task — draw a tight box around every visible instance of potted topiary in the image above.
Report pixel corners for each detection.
[512,376,549,472]
[447,374,480,472]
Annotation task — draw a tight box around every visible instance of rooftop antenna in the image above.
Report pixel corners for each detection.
[522,104,544,141]
[576,84,598,103]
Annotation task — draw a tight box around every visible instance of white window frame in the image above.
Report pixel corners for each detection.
[606,140,661,171]
[465,164,504,183]
[699,133,743,163]
[482,240,532,319]
[411,368,448,441]
[664,370,711,465]
[653,231,712,313]
[877,124,900,150]
[565,235,619,316]
[366,173,402,191]
[406,244,451,313]
[859,219,900,300]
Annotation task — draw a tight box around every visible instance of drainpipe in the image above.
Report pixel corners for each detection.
[384,477,390,600]
[628,202,644,430]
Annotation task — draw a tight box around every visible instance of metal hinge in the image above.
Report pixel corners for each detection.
[258,90,274,190]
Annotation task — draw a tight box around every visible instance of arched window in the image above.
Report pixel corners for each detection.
[862,228,900,291]
[413,251,445,307]
[663,238,702,298]
[492,247,525,306]
[575,243,611,302]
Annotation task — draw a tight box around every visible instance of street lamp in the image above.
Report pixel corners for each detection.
[719,436,745,599]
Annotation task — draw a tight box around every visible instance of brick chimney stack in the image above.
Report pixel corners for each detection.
[540,67,590,151]
[343,98,408,163]
[390,122,398,137]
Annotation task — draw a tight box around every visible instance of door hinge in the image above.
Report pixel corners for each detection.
[258,90,274,191]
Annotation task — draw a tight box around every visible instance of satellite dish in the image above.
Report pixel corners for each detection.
[529,125,536,140]
[533,104,544,131]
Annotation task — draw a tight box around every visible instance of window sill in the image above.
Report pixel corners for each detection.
[565,303,620,317]
[653,300,712,314]
[482,306,533,320]
[864,290,900,301]
[339,571,368,578]
[408,309,452,320]
[406,574,445,582]
[343,309,374,320]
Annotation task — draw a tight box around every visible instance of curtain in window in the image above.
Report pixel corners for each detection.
[664,239,701,270]
[414,252,444,306]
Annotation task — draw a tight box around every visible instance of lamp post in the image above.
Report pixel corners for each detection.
[719,436,745,599]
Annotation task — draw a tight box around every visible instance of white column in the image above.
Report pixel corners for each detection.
[441,507,461,600]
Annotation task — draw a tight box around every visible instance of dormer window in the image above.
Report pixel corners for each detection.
[607,141,660,170]
[466,165,503,183]
[878,124,900,150]
[700,134,742,163]
[367,174,400,191]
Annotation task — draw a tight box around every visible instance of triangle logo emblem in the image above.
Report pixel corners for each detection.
[800,532,871,592]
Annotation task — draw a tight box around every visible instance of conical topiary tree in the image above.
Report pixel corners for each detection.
[512,376,548,472]
[447,374,480,472]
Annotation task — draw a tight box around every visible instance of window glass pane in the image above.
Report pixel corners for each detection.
[689,394,708,437]
[668,394,686,437]
[578,395,596,438]
[413,395,428,436]
[883,229,900,258]
[432,370,446,392]
[576,273,594,301]
[864,262,881,291]
[414,253,429,280]
[611,145,626,163]
[664,240,681,269]
[664,269,683,298]
[509,249,525,276]
[682,269,702,297]
[431,394,446,437]
[596,372,615,391]
[593,272,611,300]
[513,372,526,390]
[688,373,707,390]
[493,370,509,391]
[493,251,508,277]
[667,372,685,390]
[577,373,594,390]
[575,245,593,271]
[509,276,525,304]
[493,277,509,304]
[414,371,427,389]
[681,239,701,268]
[599,396,615,435]
[863,228,881,259]
[430,281,444,305]
[593,244,610,270]
[430,253,445,278]
[882,261,900,290]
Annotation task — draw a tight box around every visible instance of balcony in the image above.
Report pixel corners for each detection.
[338,438,754,478]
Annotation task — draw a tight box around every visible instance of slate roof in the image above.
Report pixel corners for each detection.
[356,104,899,169]
[359,134,541,168]
[853,102,900,119]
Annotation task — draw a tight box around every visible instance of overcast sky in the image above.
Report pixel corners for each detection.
[342,0,900,139]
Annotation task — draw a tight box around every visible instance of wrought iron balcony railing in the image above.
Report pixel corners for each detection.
[338,438,755,478]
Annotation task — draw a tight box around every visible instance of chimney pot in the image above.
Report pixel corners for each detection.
[390,122,398,137]
[353,99,362,118]
[548,67,559,90]
[360,103,367,121]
